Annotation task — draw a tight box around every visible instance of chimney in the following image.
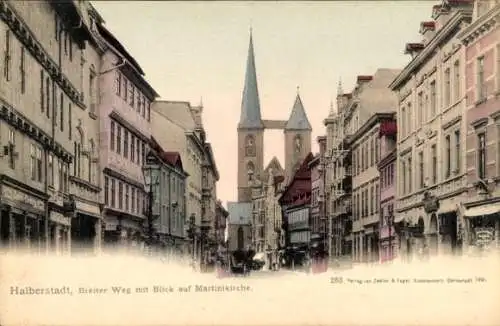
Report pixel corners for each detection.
[404,43,425,59]
[419,21,436,46]
[317,136,327,156]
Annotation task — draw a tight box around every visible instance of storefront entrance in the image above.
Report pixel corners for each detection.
[71,213,97,253]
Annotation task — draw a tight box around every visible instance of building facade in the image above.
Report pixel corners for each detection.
[351,113,396,263]
[325,69,400,262]
[389,0,473,260]
[0,0,103,254]
[97,21,159,249]
[148,137,188,255]
[458,0,500,252]
[279,152,314,269]
[377,116,398,262]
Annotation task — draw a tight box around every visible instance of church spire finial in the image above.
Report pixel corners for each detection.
[199,96,203,108]
[296,85,300,96]
[329,97,335,116]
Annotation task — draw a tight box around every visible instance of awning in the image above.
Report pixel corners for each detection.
[437,203,458,215]
[463,203,500,218]
[253,252,266,261]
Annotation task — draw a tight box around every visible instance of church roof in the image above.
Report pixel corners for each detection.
[264,156,284,175]
[239,31,263,129]
[285,93,312,131]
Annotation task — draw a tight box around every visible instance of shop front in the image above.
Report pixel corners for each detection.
[462,201,500,254]
[0,177,48,253]
[70,198,102,255]
[103,210,143,253]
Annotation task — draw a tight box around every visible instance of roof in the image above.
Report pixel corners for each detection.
[239,31,263,129]
[285,94,312,131]
[96,24,144,75]
[279,152,314,204]
[149,136,187,175]
[264,156,284,176]
[152,101,197,131]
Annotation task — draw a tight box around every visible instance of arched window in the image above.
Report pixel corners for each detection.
[237,226,244,250]
[245,135,256,157]
[88,139,96,184]
[294,135,302,153]
[247,161,255,181]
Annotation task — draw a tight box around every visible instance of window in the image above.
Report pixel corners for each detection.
[131,188,136,213]
[117,125,122,154]
[407,102,412,134]
[46,77,51,118]
[408,156,412,193]
[130,86,135,107]
[454,60,460,101]
[123,78,128,102]
[40,70,45,113]
[30,144,43,182]
[370,186,374,215]
[110,121,115,151]
[137,190,141,214]
[401,161,406,195]
[68,103,72,140]
[445,135,451,179]
[116,72,121,96]
[245,135,256,157]
[4,30,11,81]
[104,177,109,205]
[89,69,96,112]
[125,185,130,211]
[131,135,135,162]
[477,56,485,101]
[136,138,140,164]
[73,140,82,178]
[478,133,486,179]
[48,154,54,187]
[417,92,423,127]
[444,68,451,107]
[141,95,146,118]
[128,82,134,106]
[62,163,68,192]
[454,130,460,174]
[58,160,63,191]
[20,46,25,93]
[418,151,424,189]
[141,142,145,166]
[370,137,374,167]
[375,184,379,213]
[137,92,141,113]
[118,181,123,209]
[124,130,129,158]
[247,161,255,181]
[401,107,406,137]
[60,93,64,131]
[430,80,436,117]
[375,136,379,163]
[431,144,437,184]
[147,101,151,121]
[111,179,116,207]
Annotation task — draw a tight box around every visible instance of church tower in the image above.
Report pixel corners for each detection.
[237,30,264,202]
[284,88,312,183]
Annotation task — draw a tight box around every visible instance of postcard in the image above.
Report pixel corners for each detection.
[0,0,499,325]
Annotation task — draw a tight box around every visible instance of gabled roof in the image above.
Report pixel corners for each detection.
[264,156,284,176]
[149,136,188,176]
[239,31,263,129]
[285,94,312,131]
[278,152,314,204]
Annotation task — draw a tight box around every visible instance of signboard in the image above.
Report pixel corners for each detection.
[474,227,494,246]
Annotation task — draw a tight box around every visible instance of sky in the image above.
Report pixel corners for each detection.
[91,1,434,206]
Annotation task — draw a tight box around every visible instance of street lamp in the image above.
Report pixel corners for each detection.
[142,151,161,252]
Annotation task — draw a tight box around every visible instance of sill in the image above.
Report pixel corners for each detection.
[89,111,98,120]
